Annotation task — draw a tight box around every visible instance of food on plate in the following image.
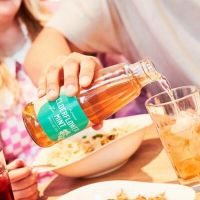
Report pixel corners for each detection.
[108,190,166,200]
[46,126,136,166]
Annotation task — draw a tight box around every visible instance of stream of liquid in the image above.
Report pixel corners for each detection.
[158,75,180,116]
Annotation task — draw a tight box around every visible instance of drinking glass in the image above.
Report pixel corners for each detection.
[0,148,14,200]
[145,85,200,188]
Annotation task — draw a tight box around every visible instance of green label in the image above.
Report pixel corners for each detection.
[37,95,89,141]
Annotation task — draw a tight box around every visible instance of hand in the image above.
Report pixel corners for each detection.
[7,159,38,200]
[37,52,103,130]
[37,52,102,100]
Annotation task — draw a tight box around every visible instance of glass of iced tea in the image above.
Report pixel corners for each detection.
[0,148,14,200]
[145,85,200,187]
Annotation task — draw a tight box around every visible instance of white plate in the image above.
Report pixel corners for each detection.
[57,180,196,200]
[33,114,152,177]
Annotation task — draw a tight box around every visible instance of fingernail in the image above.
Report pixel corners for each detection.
[31,168,38,177]
[48,89,57,99]
[64,84,77,96]
[80,76,90,86]
[33,171,38,178]
[38,89,45,97]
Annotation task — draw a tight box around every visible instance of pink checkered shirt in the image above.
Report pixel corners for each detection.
[0,62,41,165]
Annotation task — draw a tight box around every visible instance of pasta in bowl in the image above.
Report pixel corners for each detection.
[32,114,152,177]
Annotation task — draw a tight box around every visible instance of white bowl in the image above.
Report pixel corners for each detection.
[33,114,152,178]
[57,180,195,200]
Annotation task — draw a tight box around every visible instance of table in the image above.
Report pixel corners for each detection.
[38,124,200,200]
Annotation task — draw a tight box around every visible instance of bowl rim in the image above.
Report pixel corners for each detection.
[33,114,152,171]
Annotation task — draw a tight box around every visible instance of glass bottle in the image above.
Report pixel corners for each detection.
[22,58,162,147]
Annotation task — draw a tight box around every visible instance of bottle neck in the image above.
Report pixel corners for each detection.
[125,58,162,87]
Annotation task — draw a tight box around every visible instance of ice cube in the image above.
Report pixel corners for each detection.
[179,158,200,180]
[171,111,196,134]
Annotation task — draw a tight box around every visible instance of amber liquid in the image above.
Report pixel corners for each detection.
[149,79,199,185]
[161,121,200,185]
[158,76,180,115]
[23,73,142,147]
[79,73,141,124]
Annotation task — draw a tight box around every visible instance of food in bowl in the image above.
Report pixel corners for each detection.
[109,190,166,200]
[33,115,152,177]
[46,126,137,166]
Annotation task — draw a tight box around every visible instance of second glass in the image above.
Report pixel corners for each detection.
[145,85,200,187]
[0,148,14,200]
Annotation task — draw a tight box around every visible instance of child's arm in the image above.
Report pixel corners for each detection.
[7,159,38,200]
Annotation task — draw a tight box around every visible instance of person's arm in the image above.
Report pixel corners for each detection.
[24,27,72,86]
[25,27,102,101]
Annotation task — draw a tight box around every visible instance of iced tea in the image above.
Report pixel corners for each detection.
[146,86,200,187]
[0,169,14,200]
[160,112,200,185]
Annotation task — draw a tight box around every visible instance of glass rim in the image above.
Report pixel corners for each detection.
[145,85,198,108]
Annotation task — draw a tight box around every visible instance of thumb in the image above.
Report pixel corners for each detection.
[7,159,25,171]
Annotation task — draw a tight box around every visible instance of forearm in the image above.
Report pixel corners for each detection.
[25,27,101,102]
[24,27,72,86]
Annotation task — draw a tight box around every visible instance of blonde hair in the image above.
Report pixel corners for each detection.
[0,60,21,104]
[0,0,51,104]
[19,0,50,40]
